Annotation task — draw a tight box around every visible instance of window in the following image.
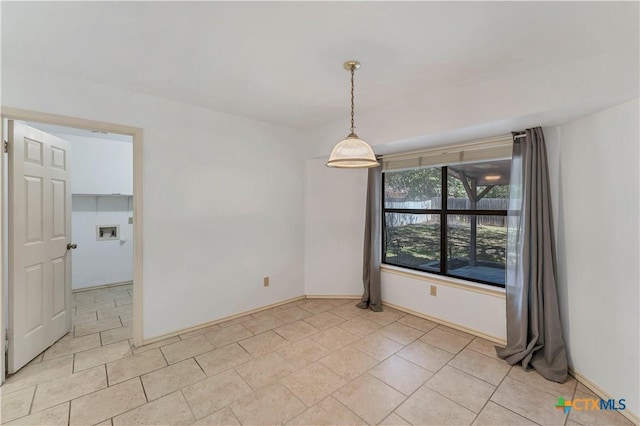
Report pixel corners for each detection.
[382,159,510,287]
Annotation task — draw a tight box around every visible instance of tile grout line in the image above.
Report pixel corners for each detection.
[104,349,170,387]
[489,375,562,426]
[36,369,121,420]
[426,336,547,423]
[324,316,408,421]
[469,364,515,425]
[157,345,171,366]
[179,389,199,422]
[77,378,146,425]
[391,409,414,425]
[565,375,579,426]
[364,317,498,423]
[227,404,244,425]
[506,368,579,400]
[364,373,410,422]
[390,334,475,423]
[104,361,111,387]
[138,376,149,403]
[26,383,37,416]
[228,368,258,417]
[314,316,419,424]
[489,399,545,425]
[445,362,504,388]
[19,366,111,418]
[192,356,208,376]
[63,307,294,420]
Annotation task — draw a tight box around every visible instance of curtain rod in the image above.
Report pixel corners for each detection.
[513,134,526,139]
[379,134,513,160]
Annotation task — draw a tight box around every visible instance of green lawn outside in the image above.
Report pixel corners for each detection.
[384,222,507,269]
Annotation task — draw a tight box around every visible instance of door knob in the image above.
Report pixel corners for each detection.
[67,243,78,250]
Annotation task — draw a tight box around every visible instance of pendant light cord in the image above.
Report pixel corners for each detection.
[350,66,355,134]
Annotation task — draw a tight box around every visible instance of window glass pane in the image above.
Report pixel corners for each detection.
[447,160,510,210]
[384,213,440,272]
[446,214,507,285]
[384,168,441,209]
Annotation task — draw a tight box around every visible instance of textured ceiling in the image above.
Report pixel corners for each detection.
[2,2,638,130]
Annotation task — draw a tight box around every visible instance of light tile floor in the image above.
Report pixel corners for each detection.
[1,284,634,426]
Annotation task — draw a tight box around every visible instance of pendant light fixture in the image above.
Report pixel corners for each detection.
[326,61,380,168]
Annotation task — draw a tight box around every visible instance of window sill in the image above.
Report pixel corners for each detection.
[380,264,506,298]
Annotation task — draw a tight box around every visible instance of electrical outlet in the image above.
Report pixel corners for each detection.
[430,285,437,296]
[128,216,133,224]
[263,277,270,287]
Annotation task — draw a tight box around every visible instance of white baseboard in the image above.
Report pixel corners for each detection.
[306,294,360,299]
[72,281,133,293]
[306,295,505,344]
[142,295,306,346]
[381,300,507,345]
[144,294,505,347]
[569,367,639,424]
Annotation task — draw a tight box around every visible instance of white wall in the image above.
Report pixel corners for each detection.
[2,64,306,340]
[546,98,639,416]
[71,195,133,290]
[304,158,368,296]
[66,134,134,195]
[381,270,506,340]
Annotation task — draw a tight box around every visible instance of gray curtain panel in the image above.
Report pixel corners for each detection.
[496,127,568,383]
[357,165,383,312]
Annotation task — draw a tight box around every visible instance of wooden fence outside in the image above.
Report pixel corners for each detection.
[385,198,508,227]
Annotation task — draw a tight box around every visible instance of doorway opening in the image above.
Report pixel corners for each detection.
[0,109,143,382]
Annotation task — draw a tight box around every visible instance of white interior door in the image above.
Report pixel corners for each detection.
[8,121,72,373]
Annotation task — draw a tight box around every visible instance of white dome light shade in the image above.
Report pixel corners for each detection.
[326,61,379,169]
[326,133,379,168]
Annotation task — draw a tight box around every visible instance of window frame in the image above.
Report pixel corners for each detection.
[381,165,508,288]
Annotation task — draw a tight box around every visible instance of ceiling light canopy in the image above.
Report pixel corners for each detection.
[326,61,379,169]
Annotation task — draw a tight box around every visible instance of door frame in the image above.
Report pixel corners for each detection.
[0,107,144,382]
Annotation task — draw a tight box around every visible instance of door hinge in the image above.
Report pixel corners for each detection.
[3,140,8,154]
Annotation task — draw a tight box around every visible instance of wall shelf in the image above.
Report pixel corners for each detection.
[72,194,133,213]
